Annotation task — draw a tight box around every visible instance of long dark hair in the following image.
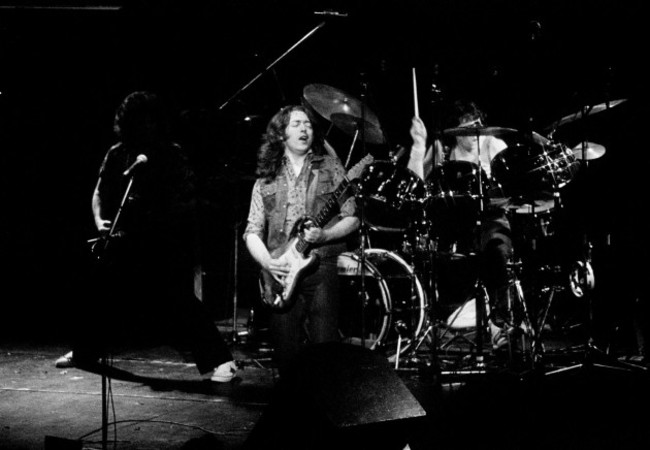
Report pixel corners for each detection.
[255,105,324,181]
[113,91,170,146]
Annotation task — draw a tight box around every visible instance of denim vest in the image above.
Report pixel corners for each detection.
[260,154,349,260]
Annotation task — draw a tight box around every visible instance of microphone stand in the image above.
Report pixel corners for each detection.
[218,21,326,111]
[357,72,369,351]
[95,172,138,450]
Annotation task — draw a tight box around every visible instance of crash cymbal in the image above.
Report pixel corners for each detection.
[531,131,551,146]
[442,126,519,138]
[550,98,627,129]
[571,142,606,160]
[330,113,385,145]
[303,83,380,127]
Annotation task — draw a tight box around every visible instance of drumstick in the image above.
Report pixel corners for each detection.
[412,67,419,118]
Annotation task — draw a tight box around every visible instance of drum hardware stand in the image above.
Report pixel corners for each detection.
[394,320,408,369]
[544,121,643,374]
[503,258,540,371]
[544,241,642,375]
[356,199,370,350]
[352,73,374,350]
[438,273,490,371]
[473,128,488,369]
[399,247,439,375]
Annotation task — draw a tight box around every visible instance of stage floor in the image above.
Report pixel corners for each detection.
[1,312,649,450]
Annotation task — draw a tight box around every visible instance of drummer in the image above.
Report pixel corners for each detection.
[407,99,515,350]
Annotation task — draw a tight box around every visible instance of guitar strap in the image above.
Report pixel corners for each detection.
[306,166,320,215]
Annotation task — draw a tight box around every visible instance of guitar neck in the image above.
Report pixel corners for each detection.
[295,177,350,254]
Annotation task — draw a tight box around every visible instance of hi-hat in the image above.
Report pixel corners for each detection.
[303,83,380,127]
[507,193,555,214]
[549,98,627,129]
[571,142,606,160]
[442,126,519,138]
[330,113,385,145]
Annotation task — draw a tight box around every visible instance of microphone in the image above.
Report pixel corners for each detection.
[123,154,148,177]
[314,10,348,17]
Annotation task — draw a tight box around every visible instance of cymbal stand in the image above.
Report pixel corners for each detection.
[407,81,444,374]
[356,200,370,350]
[472,128,487,368]
[545,108,643,375]
[356,73,370,350]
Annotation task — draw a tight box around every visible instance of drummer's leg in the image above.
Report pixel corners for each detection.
[478,213,513,327]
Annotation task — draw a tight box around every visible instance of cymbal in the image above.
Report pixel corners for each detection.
[551,98,627,129]
[531,131,551,146]
[442,126,519,138]
[507,195,555,214]
[571,142,606,160]
[330,113,385,145]
[303,83,380,127]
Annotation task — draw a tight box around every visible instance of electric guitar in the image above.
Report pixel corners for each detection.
[261,154,374,309]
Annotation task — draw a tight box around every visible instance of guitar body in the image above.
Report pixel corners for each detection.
[261,237,320,309]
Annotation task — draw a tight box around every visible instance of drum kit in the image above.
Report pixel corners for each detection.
[301,83,626,371]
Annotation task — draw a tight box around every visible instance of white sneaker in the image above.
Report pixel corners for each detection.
[489,321,510,350]
[55,351,74,368]
[207,360,238,383]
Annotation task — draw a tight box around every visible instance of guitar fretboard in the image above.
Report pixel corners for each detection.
[295,177,350,255]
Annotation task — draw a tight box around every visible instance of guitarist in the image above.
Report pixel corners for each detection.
[244,105,360,375]
[55,91,237,382]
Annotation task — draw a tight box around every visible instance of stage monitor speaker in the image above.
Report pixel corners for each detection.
[43,436,82,450]
[244,342,427,450]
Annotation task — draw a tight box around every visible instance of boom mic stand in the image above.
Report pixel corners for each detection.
[218,21,326,111]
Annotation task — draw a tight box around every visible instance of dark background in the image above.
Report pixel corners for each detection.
[0,1,645,342]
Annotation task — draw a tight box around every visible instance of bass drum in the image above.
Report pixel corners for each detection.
[337,249,427,358]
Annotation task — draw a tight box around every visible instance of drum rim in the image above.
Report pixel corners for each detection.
[337,248,427,357]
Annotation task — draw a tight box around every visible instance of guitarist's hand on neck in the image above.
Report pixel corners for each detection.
[303,226,326,244]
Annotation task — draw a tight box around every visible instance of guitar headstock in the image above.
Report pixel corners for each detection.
[346,154,375,181]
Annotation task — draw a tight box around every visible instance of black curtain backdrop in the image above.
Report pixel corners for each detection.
[0,0,645,341]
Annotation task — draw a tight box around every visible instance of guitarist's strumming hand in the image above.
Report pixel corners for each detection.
[264,256,290,285]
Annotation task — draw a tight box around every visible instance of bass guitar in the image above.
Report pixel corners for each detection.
[261,154,374,309]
